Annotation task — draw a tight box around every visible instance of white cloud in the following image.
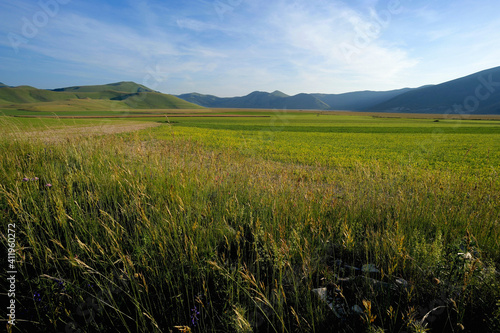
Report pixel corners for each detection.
[1,0,499,95]
[243,0,418,93]
[176,18,216,32]
[411,6,442,23]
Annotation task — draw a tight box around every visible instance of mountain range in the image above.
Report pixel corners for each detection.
[177,90,330,110]
[176,66,500,114]
[177,88,417,111]
[1,66,500,114]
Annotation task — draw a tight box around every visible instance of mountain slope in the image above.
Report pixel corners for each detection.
[368,66,500,114]
[0,82,7,88]
[312,88,415,111]
[220,91,281,108]
[176,93,221,107]
[283,93,330,110]
[53,81,155,93]
[0,82,203,110]
[0,86,81,104]
[8,99,131,112]
[270,90,289,98]
[111,92,205,109]
[177,91,330,110]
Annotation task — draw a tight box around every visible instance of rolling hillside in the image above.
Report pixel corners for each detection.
[368,66,500,114]
[0,86,82,104]
[53,81,155,93]
[111,91,205,109]
[0,82,203,110]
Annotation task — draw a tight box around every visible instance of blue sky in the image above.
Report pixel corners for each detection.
[1,0,499,96]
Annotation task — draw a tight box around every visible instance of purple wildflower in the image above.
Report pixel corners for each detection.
[33,291,42,302]
[23,177,40,182]
[191,305,200,326]
[55,279,66,292]
[45,183,52,187]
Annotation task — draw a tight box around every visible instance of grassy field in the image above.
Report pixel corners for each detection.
[1,111,499,333]
[0,108,212,117]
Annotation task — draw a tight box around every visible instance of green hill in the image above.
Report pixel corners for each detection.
[7,99,131,112]
[0,82,7,88]
[53,81,154,93]
[0,82,203,110]
[0,86,78,104]
[112,92,205,109]
[0,86,125,104]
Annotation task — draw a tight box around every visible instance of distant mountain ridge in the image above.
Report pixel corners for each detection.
[367,66,500,114]
[177,88,419,111]
[177,90,331,110]
[0,81,203,110]
[176,66,500,114]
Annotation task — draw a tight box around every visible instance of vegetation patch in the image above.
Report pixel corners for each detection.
[1,113,499,332]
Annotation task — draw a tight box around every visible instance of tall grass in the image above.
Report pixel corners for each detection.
[1,123,499,332]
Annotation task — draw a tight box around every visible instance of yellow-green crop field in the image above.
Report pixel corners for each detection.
[1,111,499,333]
[155,113,500,171]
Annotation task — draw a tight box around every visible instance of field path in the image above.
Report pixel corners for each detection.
[15,122,162,142]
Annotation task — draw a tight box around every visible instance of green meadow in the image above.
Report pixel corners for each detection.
[1,111,499,332]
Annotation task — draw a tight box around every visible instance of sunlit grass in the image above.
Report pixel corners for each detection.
[1,114,499,332]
